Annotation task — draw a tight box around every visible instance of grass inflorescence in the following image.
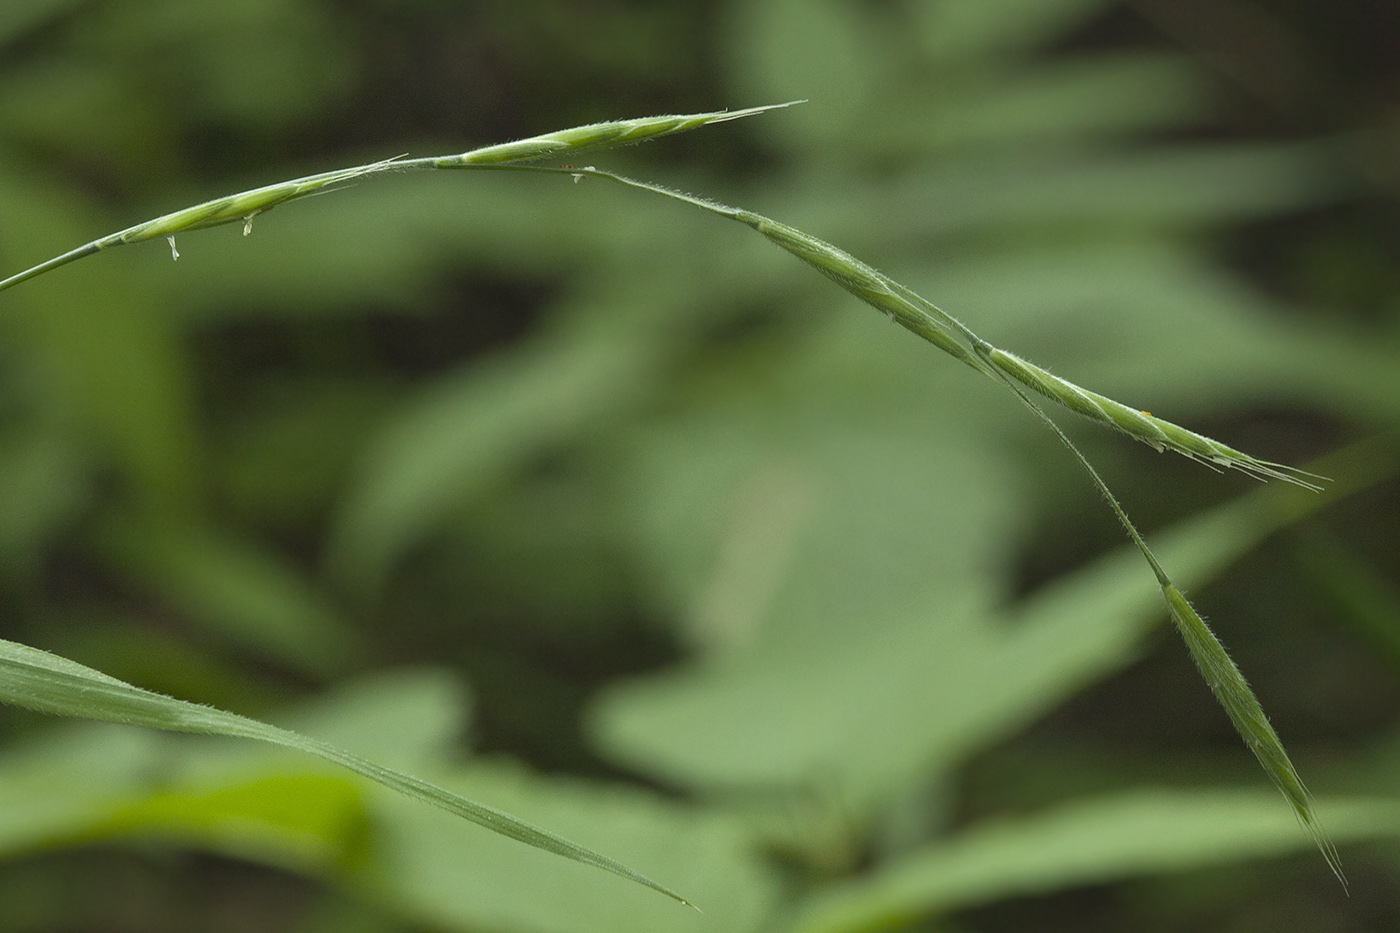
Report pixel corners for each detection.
[0,103,799,293]
[0,102,1342,890]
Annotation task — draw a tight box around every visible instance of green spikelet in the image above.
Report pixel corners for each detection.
[1161,584,1346,889]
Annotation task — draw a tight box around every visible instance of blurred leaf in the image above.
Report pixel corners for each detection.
[3,253,202,513]
[98,771,365,873]
[214,377,395,532]
[70,0,352,131]
[789,790,1400,933]
[911,0,1111,61]
[328,318,665,594]
[0,0,82,46]
[1295,526,1400,672]
[92,515,363,678]
[0,724,162,855]
[887,54,1209,152]
[724,0,886,151]
[0,426,87,580]
[594,441,1389,813]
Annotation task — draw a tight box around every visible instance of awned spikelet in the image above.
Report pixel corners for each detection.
[0,104,798,293]
[984,347,1326,490]
[433,102,800,167]
[1162,584,1346,889]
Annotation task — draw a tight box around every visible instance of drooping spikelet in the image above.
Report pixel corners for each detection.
[982,346,1325,490]
[1162,584,1345,889]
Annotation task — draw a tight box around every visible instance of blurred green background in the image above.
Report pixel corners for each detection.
[2,0,1399,930]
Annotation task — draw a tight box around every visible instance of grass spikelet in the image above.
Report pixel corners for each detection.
[970,357,1345,887]
[432,102,801,167]
[116,158,408,244]
[0,104,795,293]
[561,165,1324,492]
[984,347,1326,490]
[1161,584,1346,889]
[733,211,992,375]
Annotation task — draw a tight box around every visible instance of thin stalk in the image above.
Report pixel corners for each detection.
[539,164,1324,491]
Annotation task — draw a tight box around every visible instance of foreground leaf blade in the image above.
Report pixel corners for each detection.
[0,638,692,907]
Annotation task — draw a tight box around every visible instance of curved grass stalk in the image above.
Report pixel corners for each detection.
[0,103,798,293]
[543,166,1325,492]
[0,637,695,907]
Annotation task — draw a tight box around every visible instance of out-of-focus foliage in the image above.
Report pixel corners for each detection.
[1,0,1398,931]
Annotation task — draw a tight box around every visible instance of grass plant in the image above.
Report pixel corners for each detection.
[0,103,1345,900]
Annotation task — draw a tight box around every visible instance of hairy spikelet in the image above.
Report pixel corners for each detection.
[983,347,1325,490]
[0,104,795,293]
[1162,585,1345,888]
[433,103,800,167]
[734,212,990,373]
[114,158,406,244]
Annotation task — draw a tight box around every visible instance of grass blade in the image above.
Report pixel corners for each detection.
[0,638,694,907]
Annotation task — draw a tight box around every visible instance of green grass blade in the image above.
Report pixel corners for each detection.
[432,101,801,167]
[0,638,694,908]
